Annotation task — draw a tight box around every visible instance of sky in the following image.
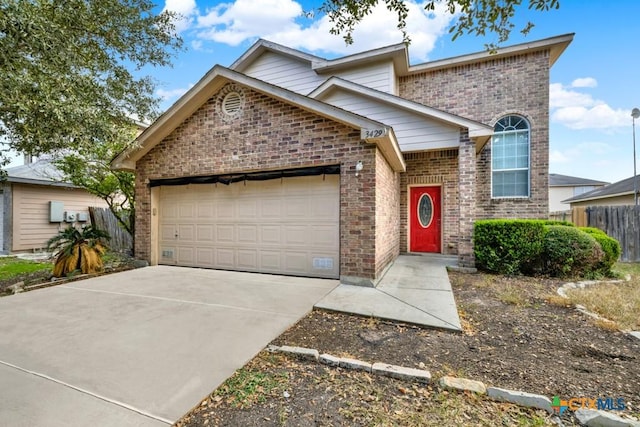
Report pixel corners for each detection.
[13,0,640,185]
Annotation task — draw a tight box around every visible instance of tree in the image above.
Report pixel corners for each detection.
[320,0,560,48]
[0,0,182,163]
[53,123,137,238]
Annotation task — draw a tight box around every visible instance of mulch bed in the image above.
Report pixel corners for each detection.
[176,271,640,426]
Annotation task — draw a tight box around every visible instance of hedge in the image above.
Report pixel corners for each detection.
[579,227,621,276]
[474,219,546,275]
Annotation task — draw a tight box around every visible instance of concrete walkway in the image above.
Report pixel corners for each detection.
[315,254,462,331]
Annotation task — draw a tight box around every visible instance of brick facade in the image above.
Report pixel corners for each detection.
[135,84,388,281]
[399,50,552,261]
[375,149,400,277]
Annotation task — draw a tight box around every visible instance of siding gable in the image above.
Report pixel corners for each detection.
[243,52,325,95]
[319,89,459,152]
[333,61,395,94]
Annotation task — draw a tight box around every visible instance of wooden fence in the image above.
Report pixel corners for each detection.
[549,207,588,226]
[586,205,640,262]
[89,207,132,255]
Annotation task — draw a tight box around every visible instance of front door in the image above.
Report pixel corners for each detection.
[409,186,441,252]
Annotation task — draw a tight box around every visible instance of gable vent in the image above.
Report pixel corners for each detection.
[222,92,242,115]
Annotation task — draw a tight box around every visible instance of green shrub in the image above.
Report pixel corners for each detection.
[474,219,547,275]
[579,227,621,276]
[543,226,604,278]
[544,220,575,227]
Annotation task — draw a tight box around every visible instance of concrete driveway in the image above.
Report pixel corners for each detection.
[0,266,337,426]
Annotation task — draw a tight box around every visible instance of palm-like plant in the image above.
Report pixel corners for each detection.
[47,226,111,277]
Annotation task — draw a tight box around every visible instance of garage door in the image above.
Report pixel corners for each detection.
[158,175,339,278]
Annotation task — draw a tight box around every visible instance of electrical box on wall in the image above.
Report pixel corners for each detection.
[49,201,64,222]
[64,211,76,223]
[77,212,89,222]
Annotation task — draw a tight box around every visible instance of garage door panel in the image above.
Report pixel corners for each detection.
[196,248,214,265]
[237,249,258,269]
[197,225,214,242]
[216,249,235,267]
[237,225,258,244]
[284,226,307,245]
[261,199,282,217]
[177,247,195,264]
[197,202,214,218]
[260,226,282,244]
[284,252,308,274]
[216,225,234,242]
[311,226,340,248]
[159,175,339,279]
[161,225,176,241]
[216,204,234,219]
[178,224,195,241]
[260,252,281,271]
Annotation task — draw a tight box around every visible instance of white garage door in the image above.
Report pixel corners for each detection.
[158,175,339,278]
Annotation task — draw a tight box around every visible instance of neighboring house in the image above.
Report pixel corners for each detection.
[1,159,107,253]
[112,34,573,286]
[564,175,639,207]
[549,173,608,212]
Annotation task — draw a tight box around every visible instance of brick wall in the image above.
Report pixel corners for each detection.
[375,149,400,276]
[400,149,459,254]
[399,50,551,219]
[135,84,380,280]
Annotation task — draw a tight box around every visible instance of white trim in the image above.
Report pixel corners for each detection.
[407,184,442,253]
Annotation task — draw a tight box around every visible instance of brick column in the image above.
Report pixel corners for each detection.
[458,131,476,267]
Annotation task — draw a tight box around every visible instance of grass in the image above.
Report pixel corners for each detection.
[562,263,640,331]
[0,257,51,281]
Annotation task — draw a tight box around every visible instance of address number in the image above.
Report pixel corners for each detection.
[363,129,385,138]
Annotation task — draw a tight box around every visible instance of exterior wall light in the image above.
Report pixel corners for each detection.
[355,160,364,177]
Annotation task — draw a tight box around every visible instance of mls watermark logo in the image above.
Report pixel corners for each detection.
[552,396,626,415]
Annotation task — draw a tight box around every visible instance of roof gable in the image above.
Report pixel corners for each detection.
[309,77,493,151]
[111,66,405,172]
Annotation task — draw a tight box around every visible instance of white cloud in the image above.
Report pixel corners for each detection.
[156,85,194,102]
[549,149,570,163]
[571,77,597,88]
[189,0,456,62]
[550,80,629,130]
[163,0,198,33]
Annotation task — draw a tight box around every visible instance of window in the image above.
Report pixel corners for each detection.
[491,115,530,198]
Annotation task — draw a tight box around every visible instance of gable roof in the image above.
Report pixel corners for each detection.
[562,175,636,203]
[4,159,76,188]
[309,77,493,149]
[232,33,574,79]
[111,66,406,172]
[549,173,609,187]
[231,39,410,75]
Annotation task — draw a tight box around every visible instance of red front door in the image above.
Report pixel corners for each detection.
[409,186,441,252]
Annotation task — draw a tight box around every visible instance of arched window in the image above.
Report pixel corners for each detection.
[491,115,530,198]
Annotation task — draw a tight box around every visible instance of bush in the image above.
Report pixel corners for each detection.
[474,220,547,275]
[543,226,604,278]
[544,220,575,227]
[579,227,621,276]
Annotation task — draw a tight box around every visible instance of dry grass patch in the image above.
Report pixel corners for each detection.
[565,280,640,331]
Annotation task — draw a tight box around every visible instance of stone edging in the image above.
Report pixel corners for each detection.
[267,345,640,427]
[557,279,640,341]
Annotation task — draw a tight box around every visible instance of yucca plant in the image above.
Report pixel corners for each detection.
[47,225,111,277]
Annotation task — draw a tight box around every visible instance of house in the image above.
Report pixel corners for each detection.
[112,34,573,286]
[564,175,639,207]
[1,159,108,253]
[549,173,608,212]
